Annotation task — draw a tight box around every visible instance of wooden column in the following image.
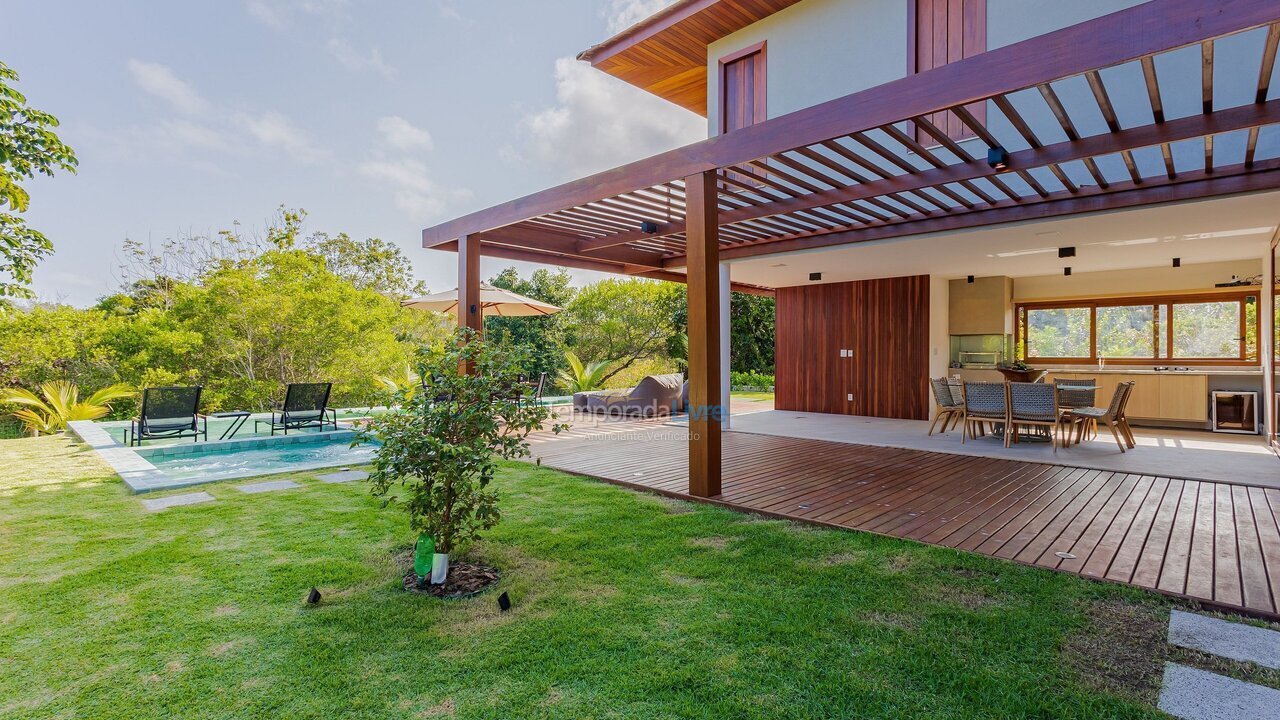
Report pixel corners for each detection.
[457,234,482,374]
[685,171,721,497]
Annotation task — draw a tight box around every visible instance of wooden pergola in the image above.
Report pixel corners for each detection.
[425,0,1280,498]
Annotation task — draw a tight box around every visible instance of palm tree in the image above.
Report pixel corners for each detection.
[376,364,421,402]
[556,352,613,393]
[0,381,136,436]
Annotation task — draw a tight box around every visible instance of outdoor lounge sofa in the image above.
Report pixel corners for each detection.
[128,385,207,446]
[254,382,338,435]
[573,373,684,417]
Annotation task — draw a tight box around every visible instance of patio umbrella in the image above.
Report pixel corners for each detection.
[400,283,562,317]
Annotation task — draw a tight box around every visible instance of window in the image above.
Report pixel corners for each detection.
[719,42,765,135]
[1097,305,1155,358]
[1025,307,1091,358]
[1018,291,1260,365]
[911,0,986,141]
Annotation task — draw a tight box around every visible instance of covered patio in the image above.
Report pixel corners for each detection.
[425,0,1280,618]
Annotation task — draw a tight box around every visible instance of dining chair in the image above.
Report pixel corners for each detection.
[928,377,964,436]
[1006,382,1062,452]
[1068,382,1133,452]
[961,382,1006,443]
[1053,377,1097,440]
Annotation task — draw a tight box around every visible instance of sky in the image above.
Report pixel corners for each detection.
[3,0,700,306]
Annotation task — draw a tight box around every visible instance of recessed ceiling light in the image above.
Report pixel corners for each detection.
[992,247,1057,258]
[769,263,787,267]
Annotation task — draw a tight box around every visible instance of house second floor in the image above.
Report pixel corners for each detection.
[579,0,1270,153]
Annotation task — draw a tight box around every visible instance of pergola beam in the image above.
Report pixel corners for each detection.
[573,99,1280,253]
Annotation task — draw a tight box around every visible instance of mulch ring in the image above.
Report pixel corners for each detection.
[402,562,501,599]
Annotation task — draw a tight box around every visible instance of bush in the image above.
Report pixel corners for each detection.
[359,331,564,566]
[730,371,774,390]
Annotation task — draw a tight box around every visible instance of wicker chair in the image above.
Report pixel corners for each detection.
[928,377,964,435]
[961,382,1007,443]
[1007,382,1064,452]
[1068,382,1135,452]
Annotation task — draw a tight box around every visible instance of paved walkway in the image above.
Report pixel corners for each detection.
[530,427,1280,619]
[1159,610,1280,718]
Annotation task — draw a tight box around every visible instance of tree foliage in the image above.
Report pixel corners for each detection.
[563,278,681,385]
[360,331,563,556]
[1,61,77,299]
[0,209,447,416]
[485,266,575,381]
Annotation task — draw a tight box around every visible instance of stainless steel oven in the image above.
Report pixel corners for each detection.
[958,351,1000,369]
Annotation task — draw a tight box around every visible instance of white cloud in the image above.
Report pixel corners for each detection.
[375,116,433,151]
[127,60,208,114]
[326,38,395,77]
[514,58,704,179]
[604,0,678,35]
[359,158,470,220]
[237,111,328,164]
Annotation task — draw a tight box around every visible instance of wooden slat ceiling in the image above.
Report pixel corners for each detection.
[578,0,804,115]
[426,0,1280,285]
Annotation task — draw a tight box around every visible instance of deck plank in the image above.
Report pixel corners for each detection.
[529,427,1280,618]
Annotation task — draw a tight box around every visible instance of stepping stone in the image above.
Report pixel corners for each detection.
[235,480,301,494]
[142,492,215,512]
[317,469,368,484]
[1168,609,1280,670]
[1157,663,1280,720]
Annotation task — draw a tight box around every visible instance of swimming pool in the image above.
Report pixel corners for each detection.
[137,433,379,484]
[96,408,385,446]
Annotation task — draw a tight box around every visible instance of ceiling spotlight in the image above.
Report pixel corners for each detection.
[1058,246,1076,258]
[966,275,975,284]
[809,272,823,282]
[1064,267,1072,277]
[1172,257,1181,268]
[987,146,1009,171]
[639,221,659,234]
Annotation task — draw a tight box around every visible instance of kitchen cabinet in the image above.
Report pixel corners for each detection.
[1045,372,1208,422]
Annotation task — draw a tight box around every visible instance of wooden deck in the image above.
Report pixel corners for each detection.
[528,427,1280,619]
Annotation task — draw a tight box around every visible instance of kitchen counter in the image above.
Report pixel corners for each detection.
[1039,367,1263,376]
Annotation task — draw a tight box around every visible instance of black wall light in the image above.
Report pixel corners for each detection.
[1064,267,1072,276]
[1058,246,1076,258]
[987,146,1009,171]
[640,221,659,234]
[966,275,975,284]
[1173,257,1181,268]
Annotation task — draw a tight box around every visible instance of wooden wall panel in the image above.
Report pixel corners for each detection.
[852,276,931,420]
[775,276,929,420]
[912,0,986,140]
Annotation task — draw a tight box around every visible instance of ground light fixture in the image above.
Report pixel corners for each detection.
[987,146,1009,171]
[306,587,321,605]
[498,592,512,612]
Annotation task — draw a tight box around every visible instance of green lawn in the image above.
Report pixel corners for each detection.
[731,391,775,403]
[0,434,1177,719]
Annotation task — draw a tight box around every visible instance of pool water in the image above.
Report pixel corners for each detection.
[138,435,379,483]
[99,408,384,446]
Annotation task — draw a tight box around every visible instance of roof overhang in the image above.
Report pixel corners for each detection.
[577,0,804,116]
[426,0,1280,290]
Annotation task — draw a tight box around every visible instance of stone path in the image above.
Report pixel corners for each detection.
[142,492,215,512]
[234,479,301,494]
[1158,611,1280,719]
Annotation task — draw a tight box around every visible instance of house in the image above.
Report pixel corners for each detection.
[423,0,1280,501]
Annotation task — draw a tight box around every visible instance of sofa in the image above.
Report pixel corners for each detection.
[573,373,685,417]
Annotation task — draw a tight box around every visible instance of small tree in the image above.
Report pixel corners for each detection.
[360,330,563,581]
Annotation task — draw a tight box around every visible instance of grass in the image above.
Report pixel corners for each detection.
[730,391,775,403]
[0,434,1199,719]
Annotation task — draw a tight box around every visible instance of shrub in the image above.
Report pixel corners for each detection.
[359,331,564,573]
[730,371,774,390]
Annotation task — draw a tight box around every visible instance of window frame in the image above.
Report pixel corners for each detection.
[1016,290,1261,366]
[717,41,766,136]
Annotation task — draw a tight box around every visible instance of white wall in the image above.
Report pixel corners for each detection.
[1013,259,1264,301]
